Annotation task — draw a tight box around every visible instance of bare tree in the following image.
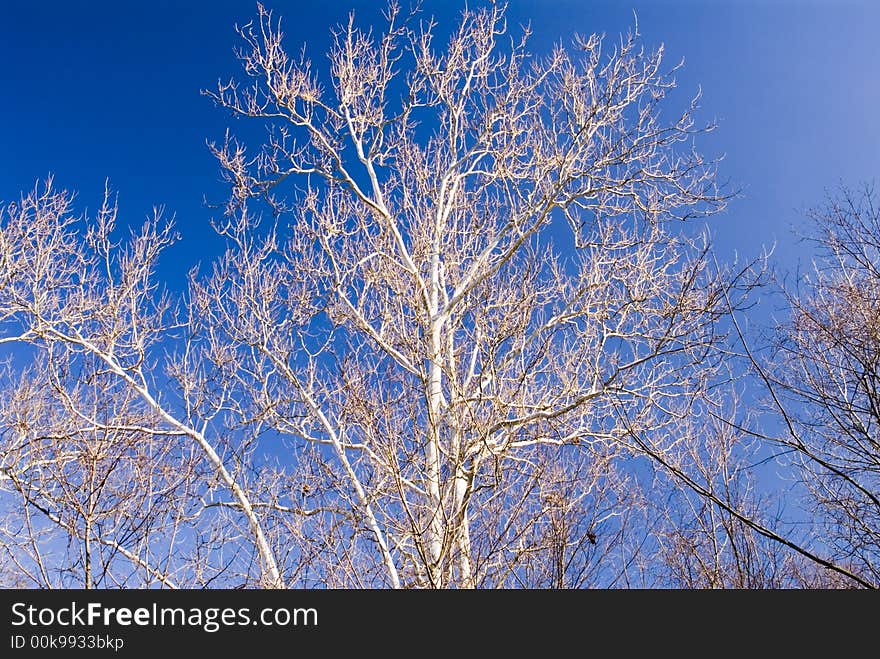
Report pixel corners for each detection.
[752,185,880,586]
[195,1,738,588]
[0,181,284,587]
[0,2,783,589]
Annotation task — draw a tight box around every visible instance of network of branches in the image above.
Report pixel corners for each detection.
[0,2,876,589]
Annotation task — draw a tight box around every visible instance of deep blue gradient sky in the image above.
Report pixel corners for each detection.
[2,0,878,286]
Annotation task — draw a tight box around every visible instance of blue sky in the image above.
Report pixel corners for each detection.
[2,0,878,285]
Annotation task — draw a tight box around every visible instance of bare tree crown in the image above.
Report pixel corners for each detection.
[197,2,729,588]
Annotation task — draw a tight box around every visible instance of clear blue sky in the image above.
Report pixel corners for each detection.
[2,0,878,284]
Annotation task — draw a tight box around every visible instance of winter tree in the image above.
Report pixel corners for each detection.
[745,185,880,587]
[0,2,804,588]
[196,1,745,588]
